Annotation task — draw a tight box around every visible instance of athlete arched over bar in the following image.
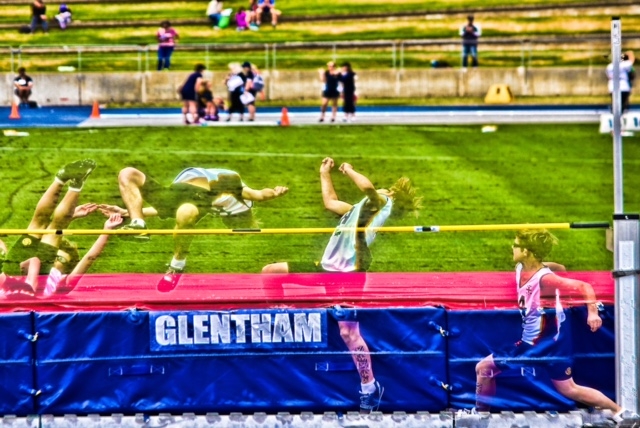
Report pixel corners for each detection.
[262,157,422,413]
[104,167,288,292]
[1,160,123,298]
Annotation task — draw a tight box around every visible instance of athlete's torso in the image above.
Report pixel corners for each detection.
[321,196,392,272]
[516,263,565,344]
[173,168,253,216]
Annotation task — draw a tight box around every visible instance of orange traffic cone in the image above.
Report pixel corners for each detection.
[9,102,20,120]
[90,100,100,119]
[280,107,290,127]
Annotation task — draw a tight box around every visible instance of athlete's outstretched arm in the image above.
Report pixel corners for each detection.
[241,185,289,202]
[544,262,566,272]
[339,162,386,209]
[541,274,601,332]
[64,214,123,290]
[320,157,352,215]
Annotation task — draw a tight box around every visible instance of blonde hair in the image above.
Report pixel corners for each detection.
[389,177,422,218]
[515,229,558,261]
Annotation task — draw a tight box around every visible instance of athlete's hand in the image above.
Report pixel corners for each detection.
[273,186,289,197]
[319,157,334,173]
[73,203,98,219]
[98,204,128,217]
[587,312,602,332]
[104,213,123,230]
[338,162,353,174]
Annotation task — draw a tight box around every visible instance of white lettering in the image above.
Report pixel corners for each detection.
[272,313,294,343]
[155,315,176,346]
[231,314,250,343]
[295,313,321,342]
[193,315,210,344]
[210,314,231,344]
[178,315,193,345]
[251,313,272,343]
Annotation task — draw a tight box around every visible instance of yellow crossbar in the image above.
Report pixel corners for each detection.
[0,222,609,236]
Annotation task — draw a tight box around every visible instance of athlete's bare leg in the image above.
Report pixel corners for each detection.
[40,188,81,249]
[552,378,621,413]
[118,167,146,220]
[27,180,65,232]
[475,354,500,411]
[261,262,289,299]
[339,321,374,385]
[173,203,200,263]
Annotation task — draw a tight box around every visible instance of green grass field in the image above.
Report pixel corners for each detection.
[1,124,638,275]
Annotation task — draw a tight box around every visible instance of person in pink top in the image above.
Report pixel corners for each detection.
[235,7,249,31]
[157,21,179,71]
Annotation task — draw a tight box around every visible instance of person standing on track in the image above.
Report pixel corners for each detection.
[178,64,206,125]
[262,157,421,413]
[319,62,341,123]
[339,62,357,123]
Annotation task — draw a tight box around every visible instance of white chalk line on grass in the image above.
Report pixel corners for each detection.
[0,146,635,164]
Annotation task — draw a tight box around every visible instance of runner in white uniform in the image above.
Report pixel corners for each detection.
[473,229,626,419]
[107,166,288,292]
[262,157,421,413]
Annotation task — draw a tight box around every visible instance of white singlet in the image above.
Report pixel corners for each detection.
[320,196,392,272]
[516,263,566,344]
[173,168,253,216]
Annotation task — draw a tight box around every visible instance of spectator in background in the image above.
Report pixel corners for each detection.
[54,3,72,30]
[197,80,219,121]
[225,63,246,122]
[236,7,249,31]
[460,15,481,69]
[248,0,259,30]
[178,64,206,125]
[256,0,281,28]
[339,62,357,122]
[607,51,635,113]
[14,67,34,106]
[239,61,257,120]
[319,61,340,123]
[206,0,223,29]
[30,0,49,34]
[157,21,179,71]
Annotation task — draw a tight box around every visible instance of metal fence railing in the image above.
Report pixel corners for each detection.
[2,36,639,73]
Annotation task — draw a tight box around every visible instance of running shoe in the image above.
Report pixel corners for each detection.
[118,222,150,241]
[56,159,96,185]
[359,381,384,413]
[157,265,184,293]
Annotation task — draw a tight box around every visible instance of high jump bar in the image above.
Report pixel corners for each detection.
[0,222,609,236]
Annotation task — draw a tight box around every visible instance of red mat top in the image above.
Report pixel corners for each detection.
[0,271,613,312]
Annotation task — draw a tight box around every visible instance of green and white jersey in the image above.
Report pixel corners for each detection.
[321,195,392,272]
[173,167,253,216]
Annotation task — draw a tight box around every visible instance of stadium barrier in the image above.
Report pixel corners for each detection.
[0,305,616,416]
[0,410,607,428]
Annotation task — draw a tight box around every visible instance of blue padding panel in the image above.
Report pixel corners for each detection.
[570,305,616,402]
[448,309,614,412]
[34,308,447,414]
[0,313,35,415]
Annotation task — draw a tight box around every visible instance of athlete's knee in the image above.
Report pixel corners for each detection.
[262,262,288,274]
[475,358,494,378]
[175,203,200,227]
[118,167,145,186]
[338,323,361,344]
[553,379,579,398]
